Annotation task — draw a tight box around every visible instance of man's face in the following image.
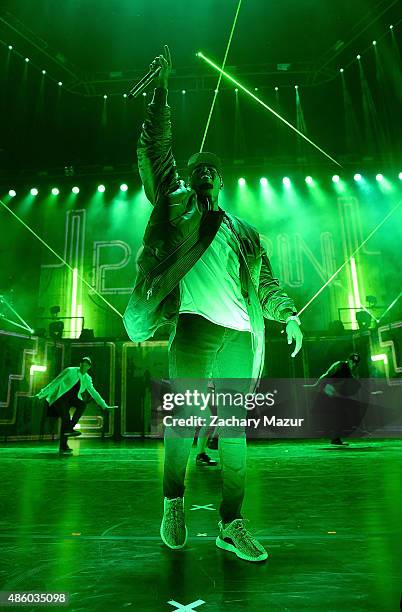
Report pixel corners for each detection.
[189,164,222,200]
[80,361,91,374]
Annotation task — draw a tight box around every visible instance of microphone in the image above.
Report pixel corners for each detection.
[126,65,161,99]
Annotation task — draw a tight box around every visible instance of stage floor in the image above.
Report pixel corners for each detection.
[0,439,401,611]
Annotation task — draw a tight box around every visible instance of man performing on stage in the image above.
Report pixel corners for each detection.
[124,46,303,562]
[36,357,116,454]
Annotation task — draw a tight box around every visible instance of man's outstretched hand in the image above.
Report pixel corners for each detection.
[286,320,303,358]
[150,45,172,89]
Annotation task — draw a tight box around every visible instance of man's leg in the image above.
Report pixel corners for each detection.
[212,329,268,561]
[70,401,87,429]
[58,402,72,452]
[161,314,225,548]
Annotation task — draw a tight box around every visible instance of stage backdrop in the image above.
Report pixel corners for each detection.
[1,173,401,339]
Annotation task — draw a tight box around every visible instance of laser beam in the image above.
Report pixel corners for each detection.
[297,202,401,317]
[197,52,341,167]
[199,0,243,152]
[0,198,123,319]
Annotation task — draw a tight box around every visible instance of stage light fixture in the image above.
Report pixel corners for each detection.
[254,87,258,91]
[275,86,279,91]
[103,94,107,99]
[25,57,30,63]
[235,88,238,93]
[42,69,46,75]
[295,85,298,89]
[390,25,393,29]
[332,175,340,183]
[354,173,362,182]
[8,189,16,197]
[340,68,344,73]
[356,54,361,60]
[120,183,128,192]
[72,186,80,194]
[238,178,246,187]
[30,188,38,196]
[305,176,313,185]
[398,172,402,180]
[58,81,63,87]
[97,184,106,193]
[260,177,268,186]
[142,92,147,96]
[8,45,13,50]
[182,90,186,94]
[376,174,384,182]
[51,187,59,195]
[373,40,377,46]
[283,177,291,187]
[123,93,127,98]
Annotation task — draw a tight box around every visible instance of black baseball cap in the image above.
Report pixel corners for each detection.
[80,356,92,366]
[187,152,222,177]
[349,353,360,363]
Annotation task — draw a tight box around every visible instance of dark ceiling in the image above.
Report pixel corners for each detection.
[0,0,401,182]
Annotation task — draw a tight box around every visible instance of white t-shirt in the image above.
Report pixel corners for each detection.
[179,219,251,331]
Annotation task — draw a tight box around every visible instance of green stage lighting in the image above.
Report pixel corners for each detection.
[51,187,59,195]
[8,189,16,197]
[305,176,313,185]
[376,174,384,182]
[356,54,361,60]
[8,45,12,50]
[373,40,377,46]
[340,68,344,73]
[260,177,268,186]
[72,186,80,194]
[97,184,105,193]
[58,81,63,87]
[30,188,38,196]
[398,172,402,180]
[182,90,186,94]
[103,94,108,99]
[354,173,362,182]
[283,177,291,187]
[332,175,340,183]
[42,69,46,75]
[120,183,128,192]
[238,178,246,187]
[25,57,30,63]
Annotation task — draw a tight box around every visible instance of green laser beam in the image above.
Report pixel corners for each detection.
[0,198,123,319]
[378,291,402,322]
[199,0,243,153]
[297,202,401,317]
[197,52,342,167]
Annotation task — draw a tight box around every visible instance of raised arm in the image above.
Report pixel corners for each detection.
[138,45,181,206]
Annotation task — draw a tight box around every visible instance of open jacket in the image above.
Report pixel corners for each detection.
[37,367,109,409]
[123,87,297,380]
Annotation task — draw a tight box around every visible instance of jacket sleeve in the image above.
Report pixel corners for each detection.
[258,245,298,323]
[86,376,109,410]
[137,87,181,206]
[37,368,69,399]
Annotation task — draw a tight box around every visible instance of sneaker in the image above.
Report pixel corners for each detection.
[216,519,268,562]
[196,453,217,466]
[331,438,348,446]
[59,446,73,455]
[160,497,187,549]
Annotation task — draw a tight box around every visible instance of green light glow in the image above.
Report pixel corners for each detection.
[51,187,59,195]
[71,267,78,339]
[97,185,105,193]
[354,173,362,181]
[350,257,361,309]
[283,177,291,187]
[8,189,16,197]
[30,188,38,196]
[120,184,128,192]
[238,178,246,187]
[305,176,313,185]
[332,175,340,183]
[260,177,268,186]
[72,186,80,194]
[197,51,341,166]
[348,293,357,329]
[371,354,388,364]
[30,365,47,376]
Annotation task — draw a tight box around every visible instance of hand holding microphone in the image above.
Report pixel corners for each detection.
[127,45,172,98]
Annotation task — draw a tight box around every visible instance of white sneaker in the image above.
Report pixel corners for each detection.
[160,497,188,549]
[216,519,268,562]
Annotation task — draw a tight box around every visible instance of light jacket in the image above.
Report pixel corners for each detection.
[123,87,297,380]
[37,367,109,409]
